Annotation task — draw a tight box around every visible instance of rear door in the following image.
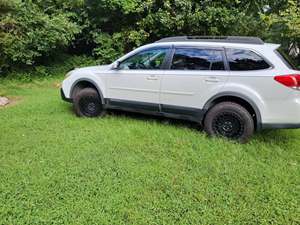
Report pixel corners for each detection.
[160,46,229,117]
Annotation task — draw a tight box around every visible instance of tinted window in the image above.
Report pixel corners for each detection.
[171,48,225,70]
[119,48,168,70]
[226,49,270,71]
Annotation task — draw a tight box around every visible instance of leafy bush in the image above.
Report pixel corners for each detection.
[0,0,299,76]
[0,0,80,72]
[262,0,300,59]
[83,0,300,66]
[3,54,96,81]
[92,30,148,64]
[92,33,125,64]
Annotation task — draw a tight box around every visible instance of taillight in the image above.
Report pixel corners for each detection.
[274,74,300,90]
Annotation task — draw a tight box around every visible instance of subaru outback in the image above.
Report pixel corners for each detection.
[61,36,300,142]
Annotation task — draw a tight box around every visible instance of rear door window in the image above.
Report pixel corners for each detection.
[226,49,271,71]
[170,48,225,71]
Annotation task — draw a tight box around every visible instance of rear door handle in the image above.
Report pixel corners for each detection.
[205,77,220,83]
[147,75,158,81]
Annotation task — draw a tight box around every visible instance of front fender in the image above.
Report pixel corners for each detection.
[62,71,107,103]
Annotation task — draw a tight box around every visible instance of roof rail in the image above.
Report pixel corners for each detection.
[156,36,264,45]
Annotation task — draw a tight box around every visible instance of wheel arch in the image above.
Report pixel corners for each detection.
[70,78,105,104]
[203,92,262,130]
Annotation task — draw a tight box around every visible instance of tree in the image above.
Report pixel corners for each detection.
[0,0,299,72]
[0,0,80,71]
[262,0,300,60]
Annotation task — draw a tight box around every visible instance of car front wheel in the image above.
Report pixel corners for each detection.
[204,102,254,143]
[73,88,105,117]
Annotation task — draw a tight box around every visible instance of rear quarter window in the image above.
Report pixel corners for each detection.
[275,48,299,70]
[226,49,271,71]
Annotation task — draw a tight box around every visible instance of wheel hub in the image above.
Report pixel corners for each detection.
[212,112,244,138]
[79,96,101,116]
[222,121,233,132]
[87,102,96,112]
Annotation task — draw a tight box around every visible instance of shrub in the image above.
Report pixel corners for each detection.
[0,0,80,72]
[3,54,96,81]
[1,0,299,76]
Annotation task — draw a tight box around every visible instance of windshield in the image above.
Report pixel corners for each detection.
[275,47,299,70]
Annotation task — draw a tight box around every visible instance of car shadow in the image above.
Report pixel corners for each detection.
[108,109,299,147]
[107,109,203,131]
[252,129,297,147]
[65,105,298,147]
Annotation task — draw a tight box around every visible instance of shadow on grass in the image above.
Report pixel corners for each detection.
[62,104,198,130]
[252,129,297,148]
[107,109,203,130]
[64,105,297,147]
[109,109,299,148]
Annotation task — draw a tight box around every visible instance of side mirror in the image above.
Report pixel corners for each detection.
[111,61,120,70]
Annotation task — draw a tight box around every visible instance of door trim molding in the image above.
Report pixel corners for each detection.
[109,87,159,94]
[105,98,205,122]
[106,98,159,113]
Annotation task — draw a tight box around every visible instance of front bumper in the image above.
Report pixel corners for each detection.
[60,88,72,103]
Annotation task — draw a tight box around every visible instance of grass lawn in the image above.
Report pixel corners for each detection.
[0,77,299,224]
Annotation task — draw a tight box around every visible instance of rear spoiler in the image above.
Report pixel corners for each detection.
[265,43,281,50]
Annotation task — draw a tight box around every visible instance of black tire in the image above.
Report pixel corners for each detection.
[73,88,105,117]
[204,102,254,143]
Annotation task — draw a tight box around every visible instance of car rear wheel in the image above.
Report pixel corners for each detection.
[204,102,254,143]
[73,88,105,117]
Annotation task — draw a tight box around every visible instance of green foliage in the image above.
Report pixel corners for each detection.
[92,33,125,64]
[92,30,148,64]
[0,0,80,71]
[0,0,17,14]
[262,0,300,47]
[3,54,96,82]
[0,0,300,75]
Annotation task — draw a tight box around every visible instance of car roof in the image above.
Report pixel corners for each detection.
[156,36,265,45]
[142,41,280,52]
[141,36,280,51]
[116,38,280,62]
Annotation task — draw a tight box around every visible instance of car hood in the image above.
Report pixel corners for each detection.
[72,64,111,74]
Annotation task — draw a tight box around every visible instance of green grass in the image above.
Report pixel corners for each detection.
[0,77,299,225]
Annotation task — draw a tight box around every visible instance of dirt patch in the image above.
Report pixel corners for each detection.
[52,82,62,89]
[0,97,9,106]
[0,96,22,109]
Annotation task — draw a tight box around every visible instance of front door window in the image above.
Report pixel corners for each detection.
[119,48,168,70]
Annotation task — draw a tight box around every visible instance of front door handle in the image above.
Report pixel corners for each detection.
[146,75,158,81]
[205,77,220,83]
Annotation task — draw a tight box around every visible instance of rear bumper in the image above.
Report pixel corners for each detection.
[60,88,72,103]
[261,94,300,129]
[262,123,300,129]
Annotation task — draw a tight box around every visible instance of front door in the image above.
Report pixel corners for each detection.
[107,47,170,112]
